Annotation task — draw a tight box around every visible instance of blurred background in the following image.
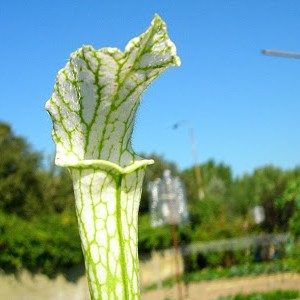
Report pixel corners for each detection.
[1,1,300,299]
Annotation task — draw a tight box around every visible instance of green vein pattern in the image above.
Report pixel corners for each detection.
[45,14,180,300]
[71,166,145,299]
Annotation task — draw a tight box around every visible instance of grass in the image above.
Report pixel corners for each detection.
[143,256,300,292]
[183,257,300,283]
[217,289,300,300]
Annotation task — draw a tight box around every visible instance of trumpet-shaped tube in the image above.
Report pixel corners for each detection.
[46,14,180,299]
[71,163,147,299]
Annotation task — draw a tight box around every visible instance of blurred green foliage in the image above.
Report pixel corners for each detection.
[276,179,300,239]
[218,290,300,300]
[0,211,82,276]
[0,121,300,276]
[144,256,300,291]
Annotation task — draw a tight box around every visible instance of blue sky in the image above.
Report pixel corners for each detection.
[1,1,300,177]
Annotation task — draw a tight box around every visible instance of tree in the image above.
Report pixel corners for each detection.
[37,167,75,214]
[251,166,289,232]
[276,178,300,238]
[230,165,298,232]
[0,122,43,218]
[180,160,234,229]
[181,160,233,203]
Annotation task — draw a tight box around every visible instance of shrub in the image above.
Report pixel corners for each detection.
[0,211,82,276]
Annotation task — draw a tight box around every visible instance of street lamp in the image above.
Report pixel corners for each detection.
[173,120,205,200]
[262,49,300,59]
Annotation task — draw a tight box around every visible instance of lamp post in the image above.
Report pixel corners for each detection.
[262,49,300,59]
[173,120,205,200]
